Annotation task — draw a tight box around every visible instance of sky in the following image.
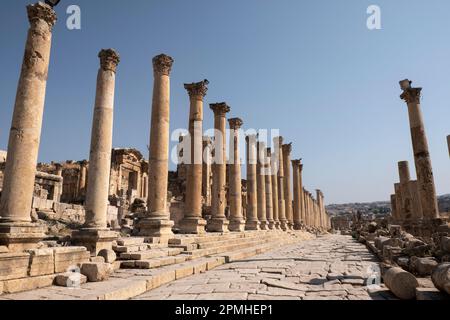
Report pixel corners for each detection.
[0,0,449,205]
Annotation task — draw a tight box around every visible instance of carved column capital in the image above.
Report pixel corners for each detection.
[152,54,174,76]
[399,79,422,104]
[99,49,120,73]
[184,79,209,100]
[228,118,243,130]
[291,159,301,168]
[210,102,230,116]
[27,2,57,29]
[282,143,293,154]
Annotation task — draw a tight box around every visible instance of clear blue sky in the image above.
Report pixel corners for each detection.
[1,0,449,204]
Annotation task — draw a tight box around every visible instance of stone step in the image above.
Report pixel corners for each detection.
[113,244,148,253]
[168,232,248,245]
[120,247,183,261]
[116,238,145,246]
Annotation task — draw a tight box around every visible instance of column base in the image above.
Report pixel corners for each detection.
[245,220,260,231]
[179,217,207,234]
[259,221,269,230]
[279,220,288,231]
[273,221,281,230]
[268,220,275,230]
[293,222,302,230]
[0,222,46,252]
[71,228,118,255]
[136,216,174,244]
[206,217,229,233]
[229,219,246,232]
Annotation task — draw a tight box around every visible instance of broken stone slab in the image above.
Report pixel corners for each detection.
[98,249,117,263]
[80,262,114,282]
[54,272,87,287]
[431,263,450,295]
[383,267,419,300]
[409,256,438,276]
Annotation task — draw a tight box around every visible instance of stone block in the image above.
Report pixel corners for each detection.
[431,263,450,295]
[410,256,438,276]
[26,248,55,276]
[0,252,30,281]
[80,262,114,282]
[175,264,195,279]
[0,246,8,254]
[98,248,117,263]
[383,267,418,300]
[54,246,90,273]
[148,270,176,290]
[2,274,57,294]
[415,287,449,300]
[103,280,148,300]
[54,272,87,287]
[90,256,105,263]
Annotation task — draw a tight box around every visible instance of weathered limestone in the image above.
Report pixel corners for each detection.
[265,149,274,229]
[72,49,120,255]
[245,135,259,230]
[207,103,230,233]
[399,80,439,219]
[394,183,404,223]
[179,80,209,234]
[228,118,245,232]
[282,144,293,229]
[137,54,175,241]
[0,2,57,251]
[408,180,423,221]
[257,142,268,230]
[275,137,287,230]
[292,160,302,230]
[390,194,399,222]
[383,267,419,300]
[398,161,413,221]
[202,137,212,207]
[78,160,88,199]
[431,263,450,295]
[271,151,280,230]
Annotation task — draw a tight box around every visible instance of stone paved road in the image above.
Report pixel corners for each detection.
[133,234,398,300]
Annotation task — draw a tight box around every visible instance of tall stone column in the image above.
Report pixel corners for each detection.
[447,135,450,157]
[228,118,246,232]
[271,151,280,229]
[390,194,398,222]
[316,190,324,228]
[394,183,405,223]
[0,2,57,251]
[78,160,88,199]
[275,137,288,230]
[265,148,274,229]
[398,161,413,221]
[282,143,293,229]
[257,141,268,230]
[292,159,302,230]
[399,80,439,219]
[207,103,230,232]
[202,137,212,207]
[137,54,174,241]
[72,49,120,254]
[180,80,209,234]
[245,135,259,230]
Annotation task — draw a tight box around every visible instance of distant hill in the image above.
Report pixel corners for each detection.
[326,194,450,216]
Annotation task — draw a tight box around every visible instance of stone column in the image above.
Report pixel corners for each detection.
[54,163,63,203]
[228,118,245,232]
[292,159,302,230]
[399,80,439,219]
[202,137,212,207]
[0,2,57,251]
[282,143,293,229]
[409,180,423,220]
[390,194,398,222]
[72,49,120,254]
[137,54,174,241]
[398,161,413,221]
[265,148,274,229]
[275,137,288,230]
[179,80,209,234]
[271,151,280,229]
[78,160,88,199]
[394,183,405,223]
[257,141,268,230]
[316,190,324,229]
[447,135,450,157]
[207,103,230,232]
[245,134,259,230]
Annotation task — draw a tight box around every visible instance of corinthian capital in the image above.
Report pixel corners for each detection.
[27,2,57,29]
[210,102,231,116]
[153,54,174,76]
[99,49,120,73]
[399,79,422,104]
[282,143,293,154]
[184,79,209,99]
[291,159,301,168]
[228,118,243,130]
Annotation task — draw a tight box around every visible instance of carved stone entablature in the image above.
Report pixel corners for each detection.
[210,102,231,116]
[99,49,120,73]
[152,54,174,76]
[27,2,57,28]
[184,79,209,99]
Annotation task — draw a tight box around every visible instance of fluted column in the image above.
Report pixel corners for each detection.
[137,54,174,241]
[282,143,293,229]
[399,80,439,219]
[257,141,268,230]
[228,118,245,232]
[0,2,57,251]
[292,160,302,230]
[180,80,209,234]
[271,151,280,229]
[72,49,120,254]
[274,137,288,230]
[245,134,259,230]
[265,148,274,229]
[207,103,230,232]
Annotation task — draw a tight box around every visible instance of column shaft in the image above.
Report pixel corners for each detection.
[257,142,267,230]
[265,149,274,229]
[282,144,293,229]
[245,135,259,230]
